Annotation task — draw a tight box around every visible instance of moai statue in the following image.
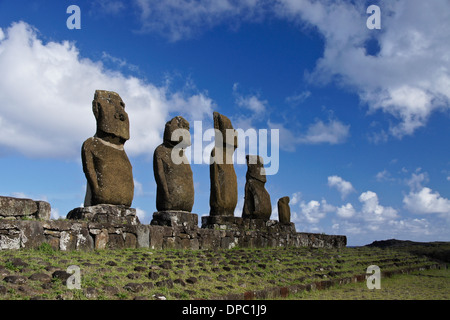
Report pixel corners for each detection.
[242,155,272,220]
[82,90,134,207]
[277,196,291,224]
[153,116,194,212]
[209,112,238,216]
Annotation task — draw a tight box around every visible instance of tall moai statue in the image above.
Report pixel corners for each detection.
[82,90,134,207]
[277,196,291,224]
[242,155,272,220]
[209,112,238,216]
[153,116,194,212]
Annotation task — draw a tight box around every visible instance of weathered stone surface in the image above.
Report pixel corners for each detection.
[82,90,134,207]
[277,196,291,224]
[151,211,198,228]
[1,218,346,251]
[154,116,194,212]
[0,196,51,220]
[209,112,238,216]
[242,155,271,220]
[66,204,140,225]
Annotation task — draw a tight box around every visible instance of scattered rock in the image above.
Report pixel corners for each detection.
[217,275,227,282]
[0,285,7,295]
[159,261,172,269]
[105,261,117,266]
[134,266,147,272]
[152,293,166,300]
[123,283,143,293]
[29,273,51,283]
[102,286,119,295]
[3,275,27,284]
[186,277,197,284]
[8,258,29,268]
[84,287,97,299]
[148,271,159,280]
[51,270,71,284]
[126,273,141,280]
[174,278,186,287]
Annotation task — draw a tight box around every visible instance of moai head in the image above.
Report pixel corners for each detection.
[213,111,238,150]
[246,155,266,183]
[92,90,130,143]
[163,116,191,148]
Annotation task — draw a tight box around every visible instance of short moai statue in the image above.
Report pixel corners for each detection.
[209,112,238,216]
[277,196,291,224]
[153,116,194,212]
[242,155,272,220]
[82,90,134,207]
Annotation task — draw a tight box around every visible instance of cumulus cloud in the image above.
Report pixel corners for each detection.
[336,203,356,218]
[403,187,450,218]
[327,175,356,199]
[0,21,214,159]
[359,191,398,226]
[134,0,450,139]
[299,199,335,224]
[276,0,450,139]
[134,0,268,41]
[268,117,350,151]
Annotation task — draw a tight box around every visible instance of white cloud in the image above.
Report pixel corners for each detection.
[405,170,429,191]
[134,0,268,41]
[285,91,311,106]
[298,119,350,145]
[359,191,398,225]
[403,187,450,218]
[375,169,394,182]
[327,175,356,199]
[268,117,350,151]
[336,203,355,219]
[299,199,334,224]
[131,0,450,138]
[0,21,214,159]
[276,0,450,139]
[290,192,301,205]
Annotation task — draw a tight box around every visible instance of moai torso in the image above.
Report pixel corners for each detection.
[242,155,272,220]
[153,116,194,212]
[209,112,238,216]
[277,196,291,224]
[82,90,134,207]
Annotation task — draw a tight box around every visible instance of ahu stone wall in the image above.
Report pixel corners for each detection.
[0,212,346,251]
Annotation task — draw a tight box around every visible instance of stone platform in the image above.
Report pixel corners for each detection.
[0,205,346,251]
[151,211,198,228]
[0,196,51,221]
[66,204,140,225]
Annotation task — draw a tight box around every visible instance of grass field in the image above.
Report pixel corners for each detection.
[287,268,449,300]
[0,243,447,300]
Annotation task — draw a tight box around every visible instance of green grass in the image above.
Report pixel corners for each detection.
[286,268,450,300]
[0,245,446,300]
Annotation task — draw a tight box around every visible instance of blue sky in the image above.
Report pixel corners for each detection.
[0,0,449,246]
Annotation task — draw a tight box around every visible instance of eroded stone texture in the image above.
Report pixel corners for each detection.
[278,196,291,224]
[67,204,140,225]
[242,155,272,220]
[209,112,238,216]
[153,116,194,212]
[82,90,134,207]
[0,196,51,220]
